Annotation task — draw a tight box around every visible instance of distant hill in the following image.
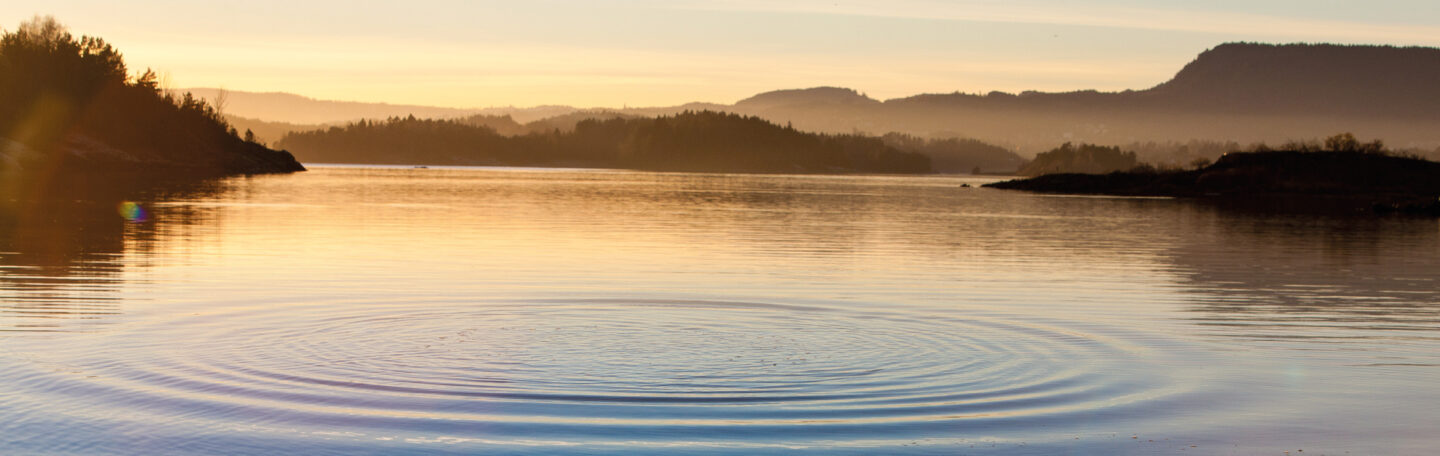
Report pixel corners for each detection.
[183,88,479,125]
[879,133,1025,174]
[223,109,636,145]
[224,115,329,145]
[276,111,931,174]
[519,110,636,134]
[754,43,1440,151]
[738,44,1440,151]
[184,88,582,125]
[735,87,881,110]
[204,42,1440,155]
[1146,43,1440,116]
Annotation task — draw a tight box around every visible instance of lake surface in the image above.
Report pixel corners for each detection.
[2,166,1438,455]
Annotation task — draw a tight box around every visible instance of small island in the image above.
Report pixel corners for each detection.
[985,134,1440,215]
[0,17,304,193]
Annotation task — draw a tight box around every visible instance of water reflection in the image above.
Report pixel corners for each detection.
[0,177,227,331]
[1165,202,1440,356]
[3,167,1439,454]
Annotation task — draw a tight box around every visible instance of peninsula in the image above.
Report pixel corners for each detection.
[985,139,1440,215]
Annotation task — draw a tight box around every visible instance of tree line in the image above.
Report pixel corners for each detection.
[1017,143,1138,176]
[878,133,1024,173]
[278,111,933,174]
[1014,133,1438,177]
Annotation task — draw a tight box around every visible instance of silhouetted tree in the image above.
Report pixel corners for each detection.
[1323,132,1385,154]
[1325,133,1360,152]
[134,68,160,92]
[1120,139,1241,168]
[1018,143,1138,176]
[211,88,228,118]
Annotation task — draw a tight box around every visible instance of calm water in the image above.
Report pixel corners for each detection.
[2,167,1438,455]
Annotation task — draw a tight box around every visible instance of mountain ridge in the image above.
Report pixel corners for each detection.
[1145,42,1440,115]
[194,42,1440,152]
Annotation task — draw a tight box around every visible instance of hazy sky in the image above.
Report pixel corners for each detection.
[13,1,1440,107]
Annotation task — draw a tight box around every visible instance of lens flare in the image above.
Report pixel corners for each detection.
[117,201,147,223]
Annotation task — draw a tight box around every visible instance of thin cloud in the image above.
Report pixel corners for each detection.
[682,0,1440,45]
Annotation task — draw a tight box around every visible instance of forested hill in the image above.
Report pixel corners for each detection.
[734,87,880,110]
[0,17,304,189]
[885,43,1440,116]
[1145,43,1440,116]
[774,43,1440,149]
[277,111,931,174]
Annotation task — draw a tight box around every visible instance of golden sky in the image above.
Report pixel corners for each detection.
[16,0,1440,107]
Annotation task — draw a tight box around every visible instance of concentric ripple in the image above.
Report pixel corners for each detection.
[9,297,1204,448]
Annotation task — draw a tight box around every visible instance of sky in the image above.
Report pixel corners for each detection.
[10,0,1440,108]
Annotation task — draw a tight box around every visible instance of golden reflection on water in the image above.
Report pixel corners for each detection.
[0,196,129,331]
[2,166,1439,455]
[2,167,1437,340]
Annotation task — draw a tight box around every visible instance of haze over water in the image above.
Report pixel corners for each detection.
[1,167,1437,454]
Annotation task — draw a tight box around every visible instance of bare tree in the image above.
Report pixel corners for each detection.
[157,70,175,99]
[212,87,229,119]
[1324,133,1360,153]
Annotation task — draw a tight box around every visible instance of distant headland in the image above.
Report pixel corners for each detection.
[985,135,1440,216]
